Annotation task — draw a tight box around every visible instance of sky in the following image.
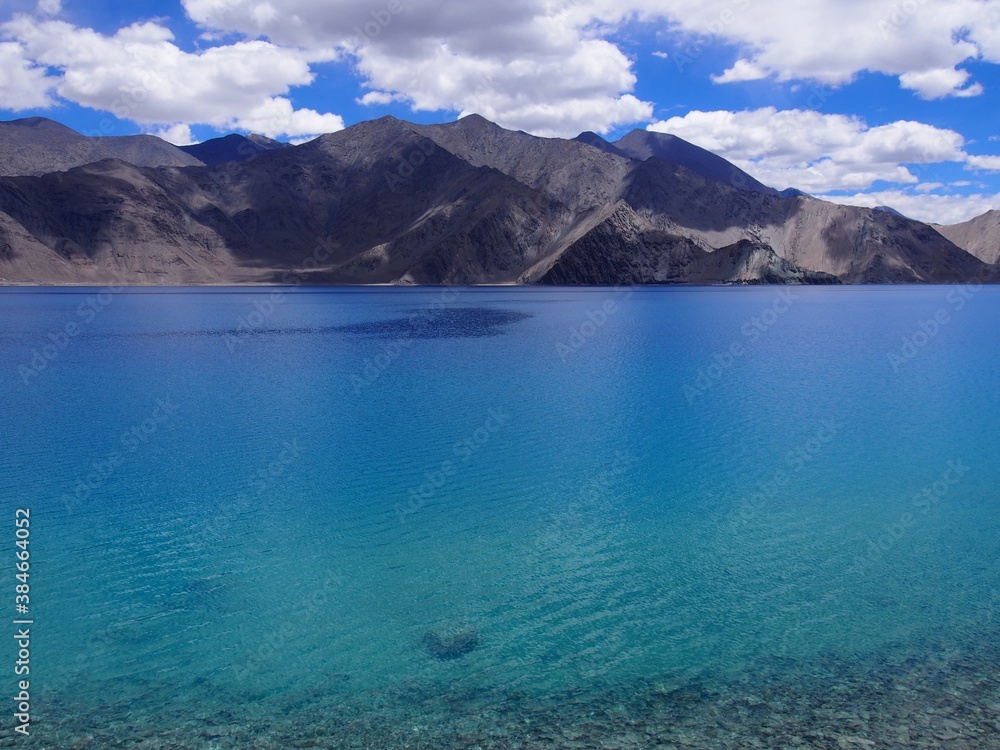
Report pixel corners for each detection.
[1,0,999,224]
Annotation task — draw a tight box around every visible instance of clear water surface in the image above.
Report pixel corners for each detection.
[1,285,998,748]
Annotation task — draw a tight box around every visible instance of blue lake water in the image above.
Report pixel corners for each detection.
[1,285,998,748]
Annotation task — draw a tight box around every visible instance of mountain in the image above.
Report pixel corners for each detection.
[533,203,838,285]
[0,114,995,285]
[936,210,1000,264]
[612,129,777,196]
[0,117,203,176]
[179,133,293,166]
[872,205,908,219]
[572,131,630,159]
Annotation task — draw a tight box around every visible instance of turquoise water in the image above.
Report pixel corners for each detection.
[1,285,998,748]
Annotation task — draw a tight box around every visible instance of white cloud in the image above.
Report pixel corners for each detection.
[817,189,1000,226]
[0,41,55,109]
[35,0,60,15]
[631,0,996,99]
[647,108,968,193]
[174,0,1000,137]
[182,0,653,137]
[357,91,398,106]
[651,50,668,59]
[0,15,344,139]
[149,123,196,146]
[712,59,767,84]
[233,97,343,137]
[356,36,652,136]
[966,154,1000,171]
[6,0,1000,151]
[899,68,983,99]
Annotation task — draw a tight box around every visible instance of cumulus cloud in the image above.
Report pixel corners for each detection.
[899,68,984,99]
[355,36,651,137]
[635,0,996,99]
[648,108,970,193]
[0,15,344,139]
[5,0,1000,142]
[817,189,1000,226]
[150,123,196,146]
[966,154,1000,171]
[4,0,999,200]
[0,41,55,109]
[712,59,768,84]
[182,0,653,136]
[356,91,398,106]
[232,97,343,137]
[173,0,1000,136]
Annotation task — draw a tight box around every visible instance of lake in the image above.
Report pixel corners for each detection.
[1,285,998,748]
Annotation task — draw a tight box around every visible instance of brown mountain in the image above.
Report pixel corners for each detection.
[0,114,995,285]
[0,117,203,177]
[935,210,1000,264]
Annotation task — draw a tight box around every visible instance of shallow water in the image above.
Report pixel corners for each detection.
[1,285,998,748]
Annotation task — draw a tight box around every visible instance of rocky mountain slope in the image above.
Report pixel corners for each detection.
[179,133,292,166]
[586,128,776,195]
[936,210,1000,264]
[0,114,995,285]
[0,117,203,176]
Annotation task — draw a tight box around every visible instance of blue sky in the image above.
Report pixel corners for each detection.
[1,0,999,224]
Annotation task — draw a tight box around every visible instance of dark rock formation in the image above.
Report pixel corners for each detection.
[180,133,292,166]
[612,128,777,196]
[421,623,480,660]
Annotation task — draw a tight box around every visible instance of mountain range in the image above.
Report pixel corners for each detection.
[0,117,201,177]
[935,210,1000,265]
[0,115,996,285]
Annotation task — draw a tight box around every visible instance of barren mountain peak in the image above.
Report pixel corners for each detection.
[936,208,1000,264]
[0,114,994,285]
[6,116,79,133]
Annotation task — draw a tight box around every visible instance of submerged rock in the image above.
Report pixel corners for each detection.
[421,623,480,660]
